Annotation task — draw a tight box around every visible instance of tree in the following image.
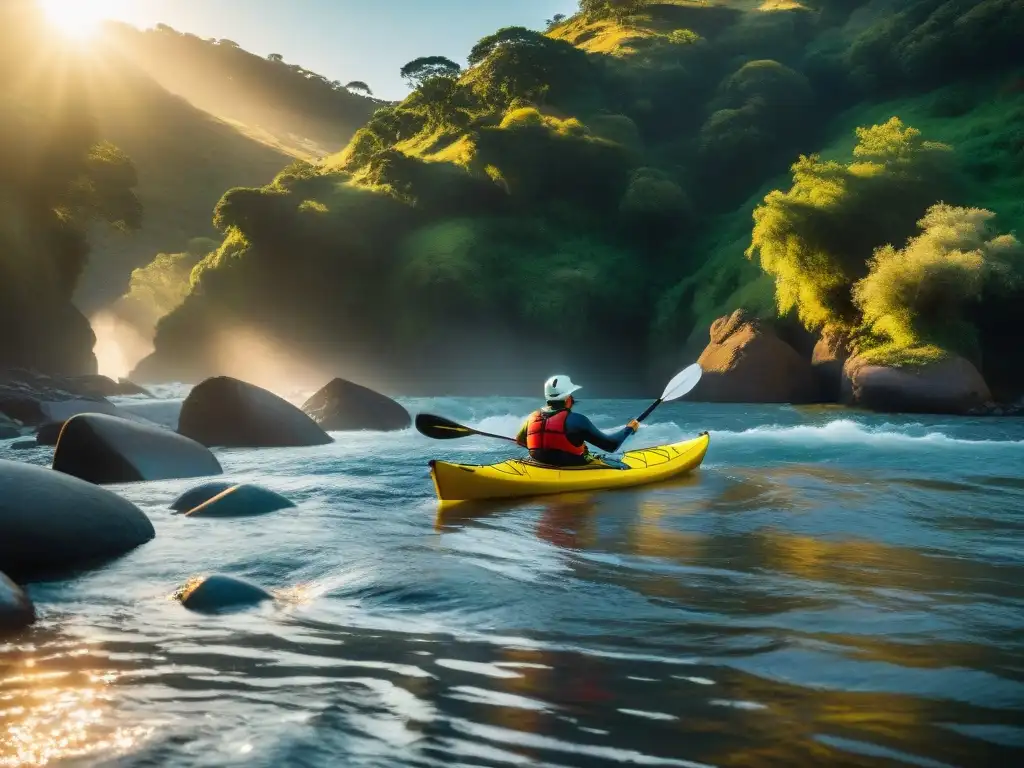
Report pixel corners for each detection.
[469,27,542,67]
[410,77,471,128]
[579,0,647,21]
[853,204,1023,358]
[217,39,240,48]
[546,14,567,29]
[400,56,461,89]
[267,53,284,62]
[345,80,373,97]
[746,118,953,332]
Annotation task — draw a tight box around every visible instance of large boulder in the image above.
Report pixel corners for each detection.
[0,459,155,581]
[690,310,820,403]
[177,377,333,448]
[812,328,851,403]
[53,413,223,485]
[842,354,992,414]
[0,572,35,631]
[301,378,411,432]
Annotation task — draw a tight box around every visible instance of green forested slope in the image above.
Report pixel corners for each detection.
[135,0,1024,396]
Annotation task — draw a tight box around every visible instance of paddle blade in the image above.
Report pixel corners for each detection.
[415,413,478,440]
[661,363,703,402]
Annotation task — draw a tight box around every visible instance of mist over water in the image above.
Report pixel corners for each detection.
[3,390,1024,767]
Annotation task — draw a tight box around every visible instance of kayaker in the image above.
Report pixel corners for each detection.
[515,374,640,467]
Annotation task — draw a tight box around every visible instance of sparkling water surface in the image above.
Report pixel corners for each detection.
[2,388,1024,767]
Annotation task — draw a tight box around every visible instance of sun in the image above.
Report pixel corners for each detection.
[38,0,121,42]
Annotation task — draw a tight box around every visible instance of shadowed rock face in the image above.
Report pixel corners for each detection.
[170,481,238,512]
[178,376,333,448]
[0,572,35,632]
[0,459,155,582]
[52,413,223,485]
[185,484,296,518]
[175,574,273,613]
[301,378,411,432]
[842,354,992,415]
[691,310,821,404]
[812,329,850,403]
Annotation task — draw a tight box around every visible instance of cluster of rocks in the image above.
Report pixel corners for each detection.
[688,309,998,415]
[1,372,412,630]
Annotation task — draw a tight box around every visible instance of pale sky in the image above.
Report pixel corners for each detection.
[80,0,578,100]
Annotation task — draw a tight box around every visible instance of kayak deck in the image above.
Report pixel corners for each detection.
[429,432,710,503]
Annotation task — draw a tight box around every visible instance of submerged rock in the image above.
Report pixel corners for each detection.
[53,413,223,485]
[185,484,296,518]
[842,354,992,415]
[175,574,273,613]
[0,572,35,632]
[178,376,333,448]
[170,480,238,512]
[0,459,155,582]
[691,310,820,403]
[301,378,411,432]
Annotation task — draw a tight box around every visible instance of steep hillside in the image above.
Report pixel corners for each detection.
[134,0,1024,397]
[101,22,382,160]
[74,52,296,315]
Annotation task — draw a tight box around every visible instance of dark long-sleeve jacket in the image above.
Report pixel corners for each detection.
[515,408,633,466]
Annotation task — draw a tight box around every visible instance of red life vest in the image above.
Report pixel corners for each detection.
[526,409,585,456]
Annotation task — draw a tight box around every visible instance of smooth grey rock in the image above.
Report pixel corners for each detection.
[0,459,155,581]
[176,574,273,613]
[301,378,411,432]
[170,481,237,512]
[185,484,296,518]
[53,413,223,485]
[178,376,332,448]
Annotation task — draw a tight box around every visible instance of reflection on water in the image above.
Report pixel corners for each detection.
[0,636,151,766]
[3,400,1024,766]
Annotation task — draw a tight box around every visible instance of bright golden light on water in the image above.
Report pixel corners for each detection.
[0,650,151,766]
[37,0,123,42]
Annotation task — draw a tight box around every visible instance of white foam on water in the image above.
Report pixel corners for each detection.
[713,419,1024,449]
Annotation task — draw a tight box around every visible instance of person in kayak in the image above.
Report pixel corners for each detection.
[515,374,640,467]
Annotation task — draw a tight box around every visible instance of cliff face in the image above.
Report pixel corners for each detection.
[132,0,1024,396]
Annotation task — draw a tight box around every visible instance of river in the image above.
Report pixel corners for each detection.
[2,389,1024,767]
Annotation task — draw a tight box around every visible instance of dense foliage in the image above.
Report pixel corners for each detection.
[853,204,1023,365]
[134,0,1024,396]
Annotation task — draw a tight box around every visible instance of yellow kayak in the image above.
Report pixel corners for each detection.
[429,432,710,503]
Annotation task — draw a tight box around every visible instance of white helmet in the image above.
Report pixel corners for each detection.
[544,374,581,401]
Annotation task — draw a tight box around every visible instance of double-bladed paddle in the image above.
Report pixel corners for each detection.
[413,413,521,444]
[414,363,703,444]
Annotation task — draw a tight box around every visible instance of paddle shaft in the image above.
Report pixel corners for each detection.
[635,398,663,425]
[471,428,520,444]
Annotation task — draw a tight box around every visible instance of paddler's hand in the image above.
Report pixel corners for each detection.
[626,419,640,434]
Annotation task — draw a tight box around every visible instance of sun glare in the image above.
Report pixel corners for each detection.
[39,0,121,42]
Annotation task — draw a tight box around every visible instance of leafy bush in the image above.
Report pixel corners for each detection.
[853,203,1024,357]
[746,118,953,331]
